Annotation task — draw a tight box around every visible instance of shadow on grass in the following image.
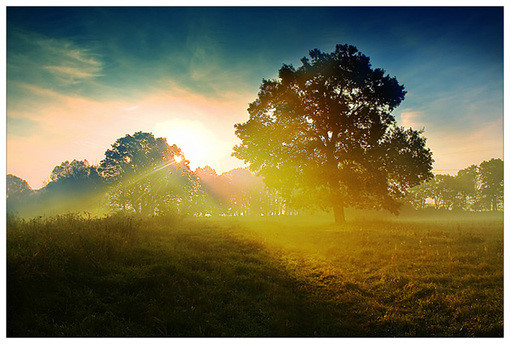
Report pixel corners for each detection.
[8,215,375,337]
[7,214,503,337]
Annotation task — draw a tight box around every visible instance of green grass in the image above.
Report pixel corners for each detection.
[7,213,503,337]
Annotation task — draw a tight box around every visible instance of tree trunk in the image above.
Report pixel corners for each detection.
[333,202,345,224]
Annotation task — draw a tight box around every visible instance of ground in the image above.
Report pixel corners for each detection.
[7,212,503,336]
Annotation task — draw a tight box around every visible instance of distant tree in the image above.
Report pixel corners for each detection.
[405,180,430,209]
[11,160,106,216]
[455,165,478,210]
[195,166,289,216]
[7,174,32,199]
[433,175,460,210]
[100,132,198,215]
[234,44,433,223]
[221,168,265,216]
[478,158,503,211]
[407,160,503,212]
[408,173,474,211]
[194,166,231,215]
[47,159,103,191]
[7,174,34,216]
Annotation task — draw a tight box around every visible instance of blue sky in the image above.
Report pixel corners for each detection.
[7,7,504,188]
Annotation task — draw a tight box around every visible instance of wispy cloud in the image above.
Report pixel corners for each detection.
[8,30,102,87]
[43,64,101,84]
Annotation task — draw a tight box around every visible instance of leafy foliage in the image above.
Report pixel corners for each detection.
[234,44,433,222]
[99,132,184,181]
[100,132,198,215]
[48,159,103,191]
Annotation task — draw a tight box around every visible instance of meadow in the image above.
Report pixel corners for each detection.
[7,212,503,337]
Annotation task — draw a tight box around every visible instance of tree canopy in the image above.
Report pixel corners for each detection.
[233,44,434,223]
[48,159,103,190]
[7,174,32,199]
[99,132,197,215]
[99,132,186,182]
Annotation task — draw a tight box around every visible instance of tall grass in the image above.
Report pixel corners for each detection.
[7,213,503,336]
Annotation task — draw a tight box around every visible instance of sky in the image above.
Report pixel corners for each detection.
[6,7,504,189]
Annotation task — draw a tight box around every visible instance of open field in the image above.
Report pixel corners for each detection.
[7,213,503,337]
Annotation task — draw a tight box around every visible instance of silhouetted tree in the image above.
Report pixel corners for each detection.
[7,162,105,217]
[47,159,103,191]
[455,165,478,210]
[100,132,198,215]
[7,174,34,215]
[478,158,503,211]
[407,160,503,211]
[7,174,32,199]
[432,175,460,210]
[99,132,184,182]
[19,160,106,216]
[234,44,433,223]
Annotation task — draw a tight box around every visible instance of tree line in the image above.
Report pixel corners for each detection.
[7,132,291,218]
[7,129,501,218]
[407,158,503,211]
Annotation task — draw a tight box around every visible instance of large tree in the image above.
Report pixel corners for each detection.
[234,44,433,223]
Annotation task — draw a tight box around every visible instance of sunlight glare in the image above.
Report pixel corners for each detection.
[154,119,222,169]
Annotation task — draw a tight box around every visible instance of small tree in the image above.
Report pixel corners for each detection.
[234,44,433,223]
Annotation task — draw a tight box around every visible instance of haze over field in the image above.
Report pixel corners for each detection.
[7,7,503,189]
[6,7,504,338]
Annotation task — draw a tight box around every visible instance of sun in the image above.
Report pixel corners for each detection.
[154,119,221,169]
[173,155,183,163]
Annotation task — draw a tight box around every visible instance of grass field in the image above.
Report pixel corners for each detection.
[7,212,503,337]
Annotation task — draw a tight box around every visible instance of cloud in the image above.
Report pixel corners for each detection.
[43,65,101,84]
[399,110,425,129]
[8,30,102,88]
